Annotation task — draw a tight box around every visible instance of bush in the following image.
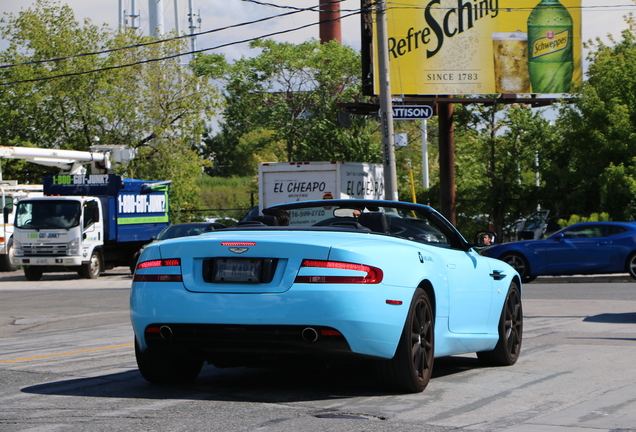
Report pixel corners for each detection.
[557,212,611,228]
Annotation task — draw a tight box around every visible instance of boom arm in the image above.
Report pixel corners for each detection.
[0,145,134,175]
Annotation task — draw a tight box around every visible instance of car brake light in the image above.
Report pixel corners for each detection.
[137,258,181,269]
[294,259,383,284]
[134,258,182,282]
[221,241,256,246]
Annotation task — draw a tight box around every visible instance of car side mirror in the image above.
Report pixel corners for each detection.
[3,207,9,224]
[474,230,496,247]
[554,233,565,241]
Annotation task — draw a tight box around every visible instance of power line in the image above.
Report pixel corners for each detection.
[0,7,313,70]
[0,11,361,87]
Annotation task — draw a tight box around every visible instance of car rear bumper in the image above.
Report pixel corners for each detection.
[130,281,414,360]
[142,322,357,367]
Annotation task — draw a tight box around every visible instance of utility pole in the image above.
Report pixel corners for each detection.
[124,0,140,30]
[375,0,398,201]
[148,0,164,38]
[188,0,201,53]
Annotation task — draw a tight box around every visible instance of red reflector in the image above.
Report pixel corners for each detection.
[295,259,383,284]
[145,327,160,333]
[137,258,181,270]
[320,329,342,336]
[221,241,256,246]
[386,300,403,305]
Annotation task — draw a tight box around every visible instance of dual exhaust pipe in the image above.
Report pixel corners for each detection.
[157,325,320,343]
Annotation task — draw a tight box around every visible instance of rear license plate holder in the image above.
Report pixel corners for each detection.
[212,258,262,283]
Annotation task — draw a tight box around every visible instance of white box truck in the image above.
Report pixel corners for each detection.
[258,161,384,209]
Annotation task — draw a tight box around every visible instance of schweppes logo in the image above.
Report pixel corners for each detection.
[532,30,569,58]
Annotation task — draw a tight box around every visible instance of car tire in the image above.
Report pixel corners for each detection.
[0,238,20,272]
[477,281,523,366]
[375,288,434,393]
[23,266,43,281]
[500,252,534,283]
[626,252,636,280]
[135,339,204,384]
[79,250,102,279]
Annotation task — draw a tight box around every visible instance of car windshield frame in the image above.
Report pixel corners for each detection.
[156,223,220,240]
[235,200,469,250]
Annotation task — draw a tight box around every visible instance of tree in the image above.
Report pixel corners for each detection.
[451,102,556,236]
[196,39,381,176]
[544,16,636,220]
[0,0,221,221]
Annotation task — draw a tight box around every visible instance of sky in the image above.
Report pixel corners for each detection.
[1,0,635,65]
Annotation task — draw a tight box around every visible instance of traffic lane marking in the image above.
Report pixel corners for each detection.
[0,343,133,363]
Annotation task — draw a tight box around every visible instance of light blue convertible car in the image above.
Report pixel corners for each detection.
[130,199,522,393]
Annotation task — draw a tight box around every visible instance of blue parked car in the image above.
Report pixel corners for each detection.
[131,199,522,393]
[481,221,636,283]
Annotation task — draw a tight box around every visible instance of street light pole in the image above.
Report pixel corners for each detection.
[375,0,398,201]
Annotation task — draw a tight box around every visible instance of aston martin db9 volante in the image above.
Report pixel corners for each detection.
[131,200,522,393]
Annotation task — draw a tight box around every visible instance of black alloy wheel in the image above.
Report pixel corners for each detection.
[477,281,523,366]
[376,288,435,393]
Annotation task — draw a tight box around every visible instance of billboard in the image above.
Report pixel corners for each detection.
[373,0,582,95]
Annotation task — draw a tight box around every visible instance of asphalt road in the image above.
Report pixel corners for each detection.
[0,268,635,432]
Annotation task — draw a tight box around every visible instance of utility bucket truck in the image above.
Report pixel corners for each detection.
[1,145,170,280]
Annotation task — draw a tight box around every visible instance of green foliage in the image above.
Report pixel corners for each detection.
[195,175,255,221]
[198,39,381,176]
[0,0,222,221]
[543,16,636,220]
[452,102,555,236]
[598,162,636,221]
[558,212,611,228]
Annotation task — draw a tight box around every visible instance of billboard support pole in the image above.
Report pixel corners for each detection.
[438,100,456,225]
[375,0,398,201]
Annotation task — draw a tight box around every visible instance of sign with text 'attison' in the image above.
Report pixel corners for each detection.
[373,0,582,95]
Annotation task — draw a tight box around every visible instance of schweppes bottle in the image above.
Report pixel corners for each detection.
[527,0,573,93]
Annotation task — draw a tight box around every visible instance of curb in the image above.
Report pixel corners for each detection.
[534,274,633,284]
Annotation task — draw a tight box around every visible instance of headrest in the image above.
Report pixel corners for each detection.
[251,215,279,226]
[358,212,389,233]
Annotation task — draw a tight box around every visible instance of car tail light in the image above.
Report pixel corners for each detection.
[134,258,182,282]
[294,259,383,284]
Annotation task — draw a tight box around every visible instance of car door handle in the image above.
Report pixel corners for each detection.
[490,270,506,280]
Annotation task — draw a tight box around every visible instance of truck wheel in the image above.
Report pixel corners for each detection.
[24,266,43,281]
[79,251,102,279]
[0,238,20,272]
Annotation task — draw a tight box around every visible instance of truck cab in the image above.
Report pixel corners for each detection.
[13,196,104,280]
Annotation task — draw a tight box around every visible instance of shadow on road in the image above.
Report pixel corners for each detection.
[584,312,636,324]
[21,356,481,402]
